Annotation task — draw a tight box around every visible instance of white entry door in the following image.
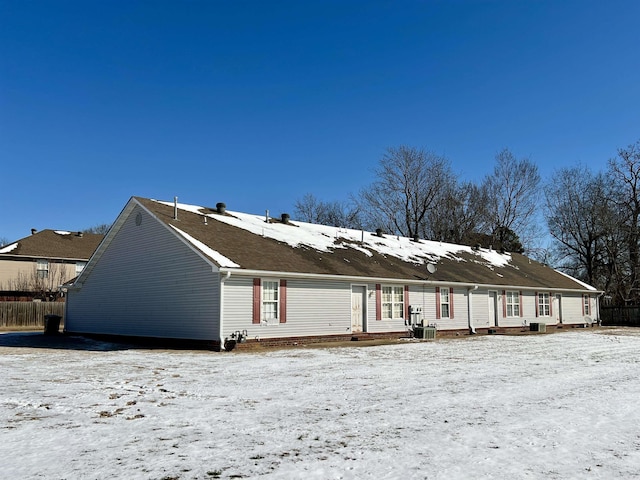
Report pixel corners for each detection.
[351,285,366,333]
[555,294,563,324]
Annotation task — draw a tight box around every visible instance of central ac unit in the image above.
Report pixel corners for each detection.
[414,326,437,340]
[530,322,546,332]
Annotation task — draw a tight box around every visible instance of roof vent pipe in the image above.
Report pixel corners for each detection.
[216,202,226,214]
[31,228,37,235]
[375,228,384,237]
[265,210,270,223]
[77,232,83,237]
[281,213,290,224]
[173,196,178,220]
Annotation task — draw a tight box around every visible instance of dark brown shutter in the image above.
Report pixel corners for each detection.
[404,285,409,320]
[435,286,441,320]
[519,291,523,317]
[279,279,287,323]
[375,284,382,321]
[252,278,261,324]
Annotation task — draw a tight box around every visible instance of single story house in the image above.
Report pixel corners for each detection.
[0,229,104,301]
[64,197,600,348]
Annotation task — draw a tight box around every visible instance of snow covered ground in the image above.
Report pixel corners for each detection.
[2,329,640,480]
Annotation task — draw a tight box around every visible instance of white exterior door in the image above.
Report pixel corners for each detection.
[488,291,498,327]
[555,294,563,324]
[351,285,366,333]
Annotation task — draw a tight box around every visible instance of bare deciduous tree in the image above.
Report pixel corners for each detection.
[3,271,30,292]
[608,140,640,303]
[29,260,67,300]
[545,166,610,288]
[424,181,489,245]
[83,223,111,234]
[294,193,322,224]
[359,146,455,239]
[482,148,541,251]
[294,193,362,228]
[544,140,640,305]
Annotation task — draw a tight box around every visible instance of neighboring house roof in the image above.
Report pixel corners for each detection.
[0,230,104,261]
[123,197,596,292]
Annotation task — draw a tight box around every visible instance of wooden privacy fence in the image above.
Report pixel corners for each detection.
[600,305,640,326]
[0,302,65,328]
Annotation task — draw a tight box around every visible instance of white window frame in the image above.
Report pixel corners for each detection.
[440,288,450,319]
[382,285,404,320]
[36,259,49,279]
[506,291,520,317]
[538,293,550,317]
[584,295,591,316]
[262,279,279,322]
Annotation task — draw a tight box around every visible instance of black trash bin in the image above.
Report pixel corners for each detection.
[44,314,62,335]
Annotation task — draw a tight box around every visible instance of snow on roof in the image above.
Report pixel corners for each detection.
[0,242,18,253]
[158,200,513,270]
[555,269,598,291]
[54,230,72,235]
[170,225,240,268]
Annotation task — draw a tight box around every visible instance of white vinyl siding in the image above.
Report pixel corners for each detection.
[496,292,597,327]
[471,288,490,329]
[445,288,469,331]
[403,286,470,332]
[545,293,596,325]
[223,277,351,339]
[65,205,220,341]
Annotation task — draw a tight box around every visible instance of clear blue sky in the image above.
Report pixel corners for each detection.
[2,0,639,242]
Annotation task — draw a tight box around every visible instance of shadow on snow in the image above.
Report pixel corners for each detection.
[0,332,138,352]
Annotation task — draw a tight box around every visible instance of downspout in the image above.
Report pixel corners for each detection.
[219,270,231,350]
[468,285,478,334]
